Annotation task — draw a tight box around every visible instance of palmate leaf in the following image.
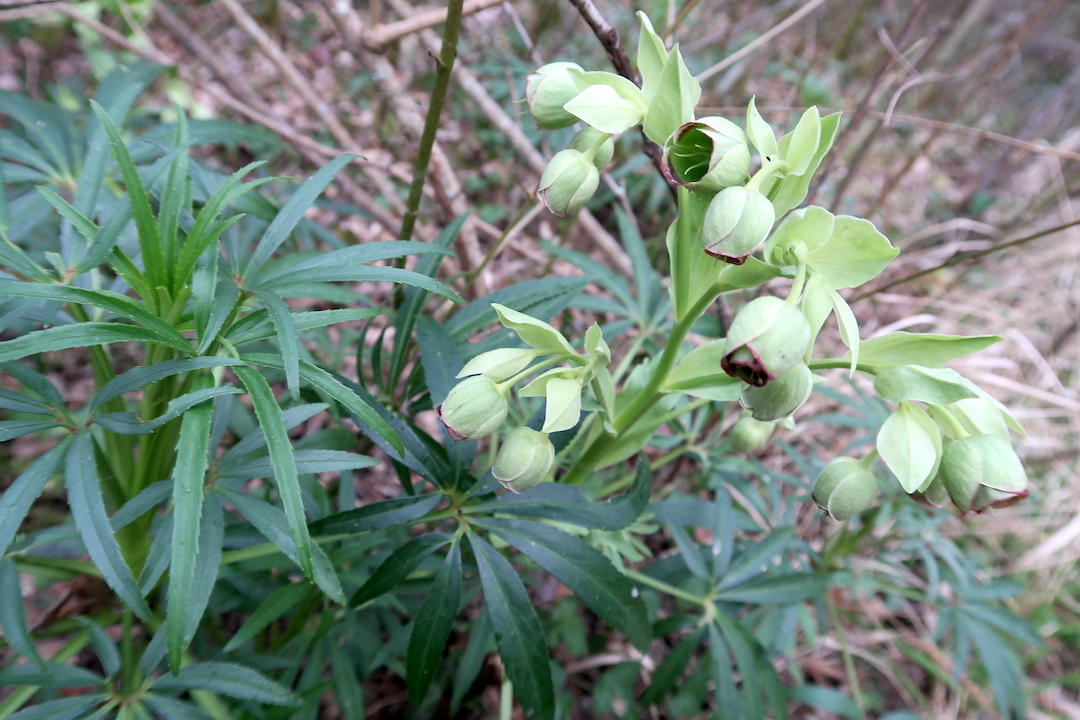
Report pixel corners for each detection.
[232,365,313,580]
[477,517,651,651]
[406,539,462,703]
[467,532,554,720]
[65,432,152,622]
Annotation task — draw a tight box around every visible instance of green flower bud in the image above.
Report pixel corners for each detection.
[570,127,615,171]
[701,186,775,264]
[812,457,878,521]
[438,375,508,441]
[939,434,1029,515]
[740,363,813,422]
[662,117,751,192]
[493,427,556,493]
[729,413,775,453]
[722,296,811,387]
[537,149,600,217]
[525,62,584,130]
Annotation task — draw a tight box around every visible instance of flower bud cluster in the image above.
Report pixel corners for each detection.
[438,305,612,494]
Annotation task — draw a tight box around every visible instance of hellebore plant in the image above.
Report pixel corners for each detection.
[444,11,1030,521]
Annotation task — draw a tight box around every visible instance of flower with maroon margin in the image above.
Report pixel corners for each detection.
[939,434,1029,515]
[493,427,556,493]
[662,116,751,192]
[537,149,600,216]
[701,186,775,264]
[721,296,811,387]
[740,363,813,422]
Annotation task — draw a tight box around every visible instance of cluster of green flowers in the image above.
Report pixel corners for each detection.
[439,304,613,493]
[442,13,1029,522]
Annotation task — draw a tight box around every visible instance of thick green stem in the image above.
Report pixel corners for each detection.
[396,0,465,248]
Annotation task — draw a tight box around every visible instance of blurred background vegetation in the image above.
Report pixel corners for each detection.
[1,0,1078,717]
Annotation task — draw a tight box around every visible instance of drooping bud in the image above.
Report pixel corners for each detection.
[740,363,813,422]
[438,375,508,441]
[570,126,615,171]
[812,457,879,521]
[722,296,811,387]
[701,186,775,264]
[493,427,556,493]
[525,62,584,130]
[939,434,1029,515]
[729,413,775,453]
[662,116,751,192]
[537,149,600,216]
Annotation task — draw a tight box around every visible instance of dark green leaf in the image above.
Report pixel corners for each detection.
[0,557,44,668]
[7,695,104,720]
[243,155,355,279]
[142,694,214,720]
[468,459,650,530]
[718,526,797,590]
[91,387,241,435]
[445,277,589,342]
[0,419,60,441]
[416,316,474,485]
[959,613,1026,720]
[218,450,377,480]
[406,540,462,703]
[224,582,313,652]
[167,391,212,673]
[256,242,453,285]
[468,532,554,720]
[640,628,704,706]
[0,323,191,363]
[708,623,740,717]
[65,432,152,621]
[477,518,650,651]
[152,662,299,706]
[261,265,461,302]
[233,365,312,580]
[0,361,64,406]
[714,573,828,605]
[329,641,365,720]
[73,616,121,678]
[89,357,244,412]
[214,488,343,603]
[451,608,493,713]
[0,663,102,688]
[253,289,300,400]
[350,532,452,607]
[789,686,862,719]
[310,494,442,536]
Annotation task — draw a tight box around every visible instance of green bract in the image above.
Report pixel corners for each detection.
[722,296,811,386]
[812,457,879,521]
[537,148,600,216]
[493,427,556,493]
[663,117,751,192]
[438,375,509,440]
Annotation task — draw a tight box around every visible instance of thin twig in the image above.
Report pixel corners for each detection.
[696,0,830,83]
[852,217,1080,302]
[362,0,502,51]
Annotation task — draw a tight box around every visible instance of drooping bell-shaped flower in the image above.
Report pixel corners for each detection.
[493,427,556,493]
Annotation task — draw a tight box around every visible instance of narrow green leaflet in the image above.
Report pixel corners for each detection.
[90,387,241,436]
[141,694,215,720]
[224,582,313,652]
[718,526,796,590]
[330,641,365,720]
[0,361,64,406]
[640,628,704,706]
[406,540,462,703]
[713,573,828,605]
[0,420,60,442]
[351,533,453,607]
[233,365,313,580]
[444,277,588,343]
[877,402,942,493]
[253,289,300,400]
[310,494,442,536]
[216,450,376,481]
[0,556,44,668]
[167,389,213,673]
[478,518,651,651]
[64,432,152,621]
[467,458,650,530]
[89,357,245,412]
[0,663,102,688]
[151,662,299,706]
[451,609,493,713]
[241,353,403,456]
[0,323,192,363]
[467,533,554,720]
[6,695,105,720]
[228,308,381,346]
[417,316,475,485]
[856,332,1002,367]
[242,154,355,280]
[214,488,343,603]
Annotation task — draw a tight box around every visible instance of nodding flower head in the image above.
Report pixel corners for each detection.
[721,296,811,387]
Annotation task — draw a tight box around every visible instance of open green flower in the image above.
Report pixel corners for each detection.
[662,116,750,192]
